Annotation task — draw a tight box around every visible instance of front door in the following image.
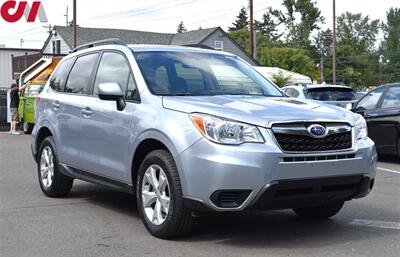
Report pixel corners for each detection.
[354,86,386,147]
[79,51,140,182]
[365,86,400,154]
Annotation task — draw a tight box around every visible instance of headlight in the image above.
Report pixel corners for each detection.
[189,113,264,145]
[355,114,368,140]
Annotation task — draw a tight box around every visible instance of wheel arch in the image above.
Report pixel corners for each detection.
[130,131,184,191]
[35,126,54,159]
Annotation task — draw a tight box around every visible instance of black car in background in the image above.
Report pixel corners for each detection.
[353,83,400,157]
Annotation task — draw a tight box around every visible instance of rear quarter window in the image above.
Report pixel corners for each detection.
[49,58,75,92]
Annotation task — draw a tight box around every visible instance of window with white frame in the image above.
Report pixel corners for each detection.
[52,40,61,54]
[214,41,223,51]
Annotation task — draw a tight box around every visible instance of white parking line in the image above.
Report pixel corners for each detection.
[349,219,400,230]
[377,167,400,175]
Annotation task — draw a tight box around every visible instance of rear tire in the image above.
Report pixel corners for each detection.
[38,136,73,197]
[23,121,33,134]
[293,202,344,219]
[137,150,193,239]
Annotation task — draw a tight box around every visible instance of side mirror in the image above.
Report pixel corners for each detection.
[353,106,365,116]
[98,83,126,111]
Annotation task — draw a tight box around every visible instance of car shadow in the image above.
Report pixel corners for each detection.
[64,182,399,248]
[67,182,139,218]
[181,210,399,249]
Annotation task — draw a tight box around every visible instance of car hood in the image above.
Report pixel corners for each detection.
[163,95,357,128]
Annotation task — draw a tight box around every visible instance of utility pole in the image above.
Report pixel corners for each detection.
[332,0,337,84]
[249,0,254,58]
[64,6,69,27]
[72,0,77,48]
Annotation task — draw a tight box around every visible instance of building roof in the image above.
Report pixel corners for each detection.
[42,26,258,65]
[52,26,221,50]
[54,26,174,49]
[170,27,219,45]
[0,47,40,52]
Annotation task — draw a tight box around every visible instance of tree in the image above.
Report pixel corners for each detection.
[177,21,187,33]
[380,8,400,82]
[272,71,292,87]
[337,12,380,53]
[255,7,283,41]
[333,12,381,87]
[229,28,272,58]
[313,29,332,81]
[270,0,324,49]
[229,7,248,32]
[259,47,318,79]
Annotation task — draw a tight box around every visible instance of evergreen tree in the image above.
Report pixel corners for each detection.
[255,7,283,41]
[228,7,248,32]
[381,8,400,82]
[177,21,187,33]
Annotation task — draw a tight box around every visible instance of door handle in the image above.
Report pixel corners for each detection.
[52,101,60,110]
[81,107,92,118]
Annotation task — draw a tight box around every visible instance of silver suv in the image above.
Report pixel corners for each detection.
[31,40,377,238]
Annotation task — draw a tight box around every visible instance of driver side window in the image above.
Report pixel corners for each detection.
[94,52,139,101]
[356,87,385,110]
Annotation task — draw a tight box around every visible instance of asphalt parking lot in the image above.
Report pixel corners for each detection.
[0,133,399,257]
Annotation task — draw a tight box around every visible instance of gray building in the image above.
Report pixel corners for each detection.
[41,26,258,65]
[0,48,40,89]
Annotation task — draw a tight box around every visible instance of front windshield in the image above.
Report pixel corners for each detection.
[134,51,283,97]
[306,87,357,101]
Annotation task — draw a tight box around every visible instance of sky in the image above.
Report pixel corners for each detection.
[0,0,398,49]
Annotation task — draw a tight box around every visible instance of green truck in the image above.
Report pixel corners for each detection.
[18,57,61,134]
[18,84,44,133]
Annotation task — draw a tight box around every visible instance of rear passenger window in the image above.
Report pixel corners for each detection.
[49,58,75,92]
[94,52,139,101]
[65,53,98,94]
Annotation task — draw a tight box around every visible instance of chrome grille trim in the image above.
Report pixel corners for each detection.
[271,122,354,153]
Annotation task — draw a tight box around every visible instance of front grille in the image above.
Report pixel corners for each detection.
[272,122,352,152]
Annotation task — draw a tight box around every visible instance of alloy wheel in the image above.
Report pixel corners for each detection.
[40,146,54,188]
[141,164,171,225]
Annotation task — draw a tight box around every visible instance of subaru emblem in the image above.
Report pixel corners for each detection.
[307,124,328,138]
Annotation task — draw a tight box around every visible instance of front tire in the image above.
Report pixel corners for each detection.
[38,136,73,197]
[293,202,344,220]
[137,150,193,239]
[22,121,33,134]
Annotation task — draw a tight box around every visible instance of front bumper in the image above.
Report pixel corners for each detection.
[177,133,377,212]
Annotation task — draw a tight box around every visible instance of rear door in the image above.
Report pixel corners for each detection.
[52,53,99,167]
[79,51,140,182]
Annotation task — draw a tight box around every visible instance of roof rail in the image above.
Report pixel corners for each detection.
[71,38,127,53]
[183,44,215,50]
